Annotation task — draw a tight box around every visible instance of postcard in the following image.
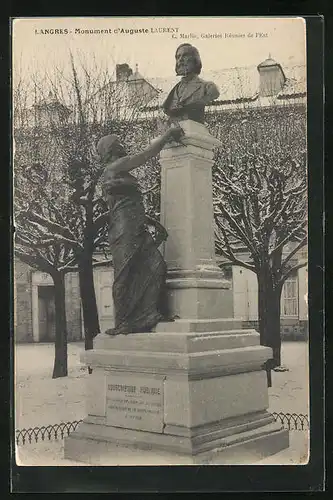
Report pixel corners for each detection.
[12,16,311,473]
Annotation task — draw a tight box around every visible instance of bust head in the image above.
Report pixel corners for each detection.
[175,44,202,77]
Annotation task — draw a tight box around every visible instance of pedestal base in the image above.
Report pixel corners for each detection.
[65,415,288,465]
[64,323,289,464]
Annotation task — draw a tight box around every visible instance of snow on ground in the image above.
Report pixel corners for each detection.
[268,341,309,415]
[15,343,88,429]
[14,340,309,466]
[15,431,309,466]
[15,340,309,429]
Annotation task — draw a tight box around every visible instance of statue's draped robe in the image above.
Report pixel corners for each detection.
[103,171,167,334]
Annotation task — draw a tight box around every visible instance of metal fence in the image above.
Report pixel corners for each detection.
[16,420,82,446]
[15,412,309,446]
[272,412,309,431]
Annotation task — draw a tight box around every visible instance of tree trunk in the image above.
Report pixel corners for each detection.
[51,271,68,378]
[78,254,100,351]
[257,268,282,368]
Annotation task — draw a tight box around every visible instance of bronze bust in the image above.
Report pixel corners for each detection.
[162,44,220,124]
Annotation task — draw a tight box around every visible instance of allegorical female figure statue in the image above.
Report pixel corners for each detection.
[97,127,183,335]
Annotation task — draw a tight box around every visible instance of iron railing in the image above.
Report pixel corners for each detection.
[15,412,309,446]
[16,420,82,445]
[272,411,309,431]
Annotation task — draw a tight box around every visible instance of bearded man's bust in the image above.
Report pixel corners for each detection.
[162,44,220,124]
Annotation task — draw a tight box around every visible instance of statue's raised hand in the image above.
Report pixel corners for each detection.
[164,125,184,143]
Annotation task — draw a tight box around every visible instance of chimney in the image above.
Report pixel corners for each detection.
[257,56,286,97]
[116,63,133,82]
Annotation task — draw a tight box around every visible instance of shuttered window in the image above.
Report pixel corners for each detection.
[282,274,298,317]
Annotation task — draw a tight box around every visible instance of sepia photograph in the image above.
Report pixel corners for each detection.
[12,16,310,468]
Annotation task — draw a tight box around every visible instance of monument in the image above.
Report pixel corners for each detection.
[64,44,289,465]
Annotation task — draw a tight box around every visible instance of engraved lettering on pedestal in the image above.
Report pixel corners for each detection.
[106,374,164,432]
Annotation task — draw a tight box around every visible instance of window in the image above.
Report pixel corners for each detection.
[281,274,298,317]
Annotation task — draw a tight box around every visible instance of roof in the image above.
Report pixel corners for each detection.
[143,63,306,109]
[277,65,306,98]
[30,61,306,117]
[257,57,280,68]
[128,70,146,81]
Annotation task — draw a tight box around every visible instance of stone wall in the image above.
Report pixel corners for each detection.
[14,259,82,343]
[14,260,34,343]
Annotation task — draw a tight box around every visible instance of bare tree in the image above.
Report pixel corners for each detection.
[210,102,307,368]
[14,161,77,378]
[13,53,163,359]
[40,53,163,350]
[13,72,78,377]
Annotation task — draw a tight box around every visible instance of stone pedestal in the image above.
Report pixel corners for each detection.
[65,327,288,464]
[160,120,231,320]
[64,120,289,464]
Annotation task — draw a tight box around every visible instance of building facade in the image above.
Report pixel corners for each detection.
[14,55,307,342]
[14,258,117,343]
[14,259,83,343]
[232,265,308,339]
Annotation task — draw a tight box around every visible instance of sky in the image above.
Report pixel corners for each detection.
[13,17,306,81]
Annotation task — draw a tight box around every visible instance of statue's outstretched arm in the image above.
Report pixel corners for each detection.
[106,127,184,174]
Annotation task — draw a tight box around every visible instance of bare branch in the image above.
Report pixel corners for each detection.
[217,203,259,257]
[269,219,307,257]
[20,211,78,242]
[280,260,307,285]
[281,237,307,271]
[142,183,159,196]
[14,247,54,273]
[215,223,256,272]
[93,211,109,231]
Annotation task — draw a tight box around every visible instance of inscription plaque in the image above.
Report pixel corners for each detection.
[106,372,164,432]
